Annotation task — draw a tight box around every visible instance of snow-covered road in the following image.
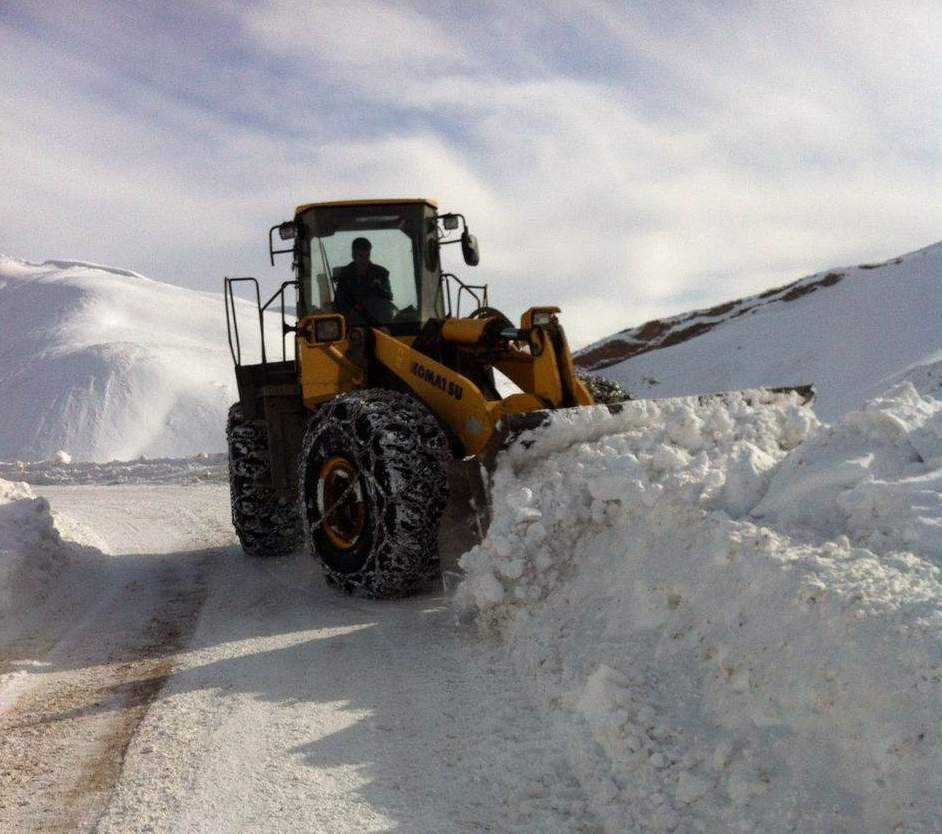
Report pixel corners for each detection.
[2,381,939,833]
[1,483,596,833]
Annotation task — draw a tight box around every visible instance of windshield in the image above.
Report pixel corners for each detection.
[299,206,423,327]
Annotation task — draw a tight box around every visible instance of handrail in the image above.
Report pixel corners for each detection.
[457,282,488,318]
[260,280,299,363]
[440,272,489,318]
[224,277,299,366]
[224,277,261,366]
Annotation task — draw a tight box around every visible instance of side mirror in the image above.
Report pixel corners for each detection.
[442,214,460,231]
[461,231,480,266]
[278,221,297,241]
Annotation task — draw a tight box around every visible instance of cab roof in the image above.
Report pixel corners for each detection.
[294,198,438,215]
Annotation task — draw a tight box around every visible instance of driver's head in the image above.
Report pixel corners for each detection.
[352,237,371,271]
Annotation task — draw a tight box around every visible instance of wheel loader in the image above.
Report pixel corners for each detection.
[224,198,810,598]
[223,197,621,597]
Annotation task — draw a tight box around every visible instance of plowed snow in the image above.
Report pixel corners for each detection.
[458,384,941,833]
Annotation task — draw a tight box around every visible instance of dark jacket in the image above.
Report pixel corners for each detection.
[334,262,392,312]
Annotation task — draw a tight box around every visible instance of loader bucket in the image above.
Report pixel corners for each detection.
[435,384,815,573]
[483,384,812,468]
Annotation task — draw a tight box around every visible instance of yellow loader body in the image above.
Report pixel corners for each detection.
[295,307,592,458]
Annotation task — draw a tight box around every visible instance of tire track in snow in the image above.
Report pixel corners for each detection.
[4,482,599,832]
[0,484,229,833]
[95,538,600,833]
[0,558,211,833]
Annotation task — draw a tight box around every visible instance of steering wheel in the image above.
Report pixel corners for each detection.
[343,294,399,328]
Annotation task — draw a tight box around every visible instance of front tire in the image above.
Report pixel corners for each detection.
[227,403,302,557]
[299,390,450,598]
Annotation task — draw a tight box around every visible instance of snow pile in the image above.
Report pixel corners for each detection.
[0,477,108,703]
[0,478,90,641]
[577,242,942,422]
[756,382,942,559]
[457,389,941,833]
[0,256,284,462]
[0,477,65,612]
[0,476,106,611]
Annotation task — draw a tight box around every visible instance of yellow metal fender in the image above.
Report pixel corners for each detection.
[372,329,492,455]
[296,314,365,408]
[373,329,546,456]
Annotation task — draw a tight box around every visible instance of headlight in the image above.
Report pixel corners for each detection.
[314,317,343,342]
[532,311,553,326]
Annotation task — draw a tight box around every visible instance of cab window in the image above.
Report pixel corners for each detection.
[299,206,425,327]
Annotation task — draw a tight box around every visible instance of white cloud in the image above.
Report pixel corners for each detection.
[242,0,468,67]
[1,1,940,348]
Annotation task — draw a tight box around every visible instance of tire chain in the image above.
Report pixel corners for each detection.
[298,389,451,597]
[576,371,633,404]
[227,404,302,556]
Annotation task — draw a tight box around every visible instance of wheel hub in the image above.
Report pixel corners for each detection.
[317,456,366,550]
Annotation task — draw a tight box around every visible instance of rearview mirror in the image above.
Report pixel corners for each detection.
[278,221,297,241]
[442,214,460,231]
[461,231,480,266]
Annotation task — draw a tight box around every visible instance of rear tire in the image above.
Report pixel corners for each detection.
[227,403,302,557]
[299,390,450,598]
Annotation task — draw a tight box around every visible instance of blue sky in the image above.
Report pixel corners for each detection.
[1,0,939,347]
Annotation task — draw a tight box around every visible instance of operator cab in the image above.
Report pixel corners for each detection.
[293,199,443,335]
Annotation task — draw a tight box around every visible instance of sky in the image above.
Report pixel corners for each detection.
[1,0,940,348]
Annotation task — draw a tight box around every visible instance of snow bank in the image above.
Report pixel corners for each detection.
[0,478,67,612]
[1,477,73,701]
[457,389,941,833]
[0,477,106,619]
[756,382,942,559]
[0,477,107,705]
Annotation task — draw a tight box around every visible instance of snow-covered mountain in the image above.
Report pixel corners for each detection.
[3,241,938,462]
[0,256,282,462]
[576,242,942,421]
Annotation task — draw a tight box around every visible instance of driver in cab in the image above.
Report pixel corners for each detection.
[334,237,392,319]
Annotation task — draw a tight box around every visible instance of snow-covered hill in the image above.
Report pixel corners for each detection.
[576,243,942,422]
[0,256,281,462]
[5,241,938,461]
